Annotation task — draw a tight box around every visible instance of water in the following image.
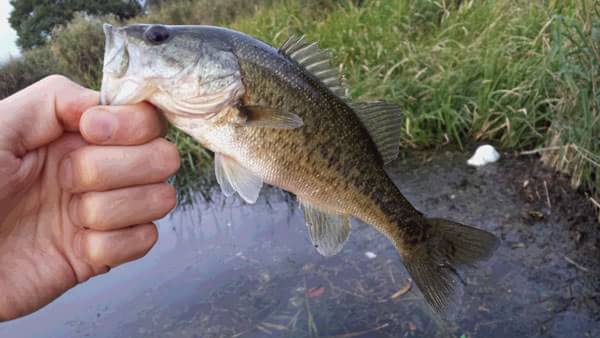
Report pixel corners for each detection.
[1,151,598,337]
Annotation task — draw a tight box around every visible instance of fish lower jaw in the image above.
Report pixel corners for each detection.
[100,74,154,105]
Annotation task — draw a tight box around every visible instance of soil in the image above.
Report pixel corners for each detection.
[1,150,598,338]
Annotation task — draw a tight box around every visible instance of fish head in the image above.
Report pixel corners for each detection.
[101,24,243,119]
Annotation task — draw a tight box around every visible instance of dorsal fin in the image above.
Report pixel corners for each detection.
[280,35,346,98]
[350,101,403,164]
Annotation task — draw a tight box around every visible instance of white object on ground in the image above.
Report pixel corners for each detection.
[467,144,500,166]
[365,251,377,259]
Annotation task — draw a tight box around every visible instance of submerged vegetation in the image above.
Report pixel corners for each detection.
[0,0,598,212]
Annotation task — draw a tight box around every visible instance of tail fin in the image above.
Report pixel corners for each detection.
[401,218,499,313]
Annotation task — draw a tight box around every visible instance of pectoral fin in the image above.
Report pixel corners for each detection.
[239,105,303,129]
[214,153,263,204]
[300,200,351,256]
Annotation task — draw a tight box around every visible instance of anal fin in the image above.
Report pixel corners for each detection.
[300,200,351,256]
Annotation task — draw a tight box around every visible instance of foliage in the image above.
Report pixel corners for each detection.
[541,2,600,198]
[139,0,274,25]
[234,0,555,149]
[50,14,114,89]
[0,0,598,208]
[0,47,61,98]
[9,0,141,49]
[232,0,599,202]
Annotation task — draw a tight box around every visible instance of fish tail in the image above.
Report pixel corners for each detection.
[398,217,499,313]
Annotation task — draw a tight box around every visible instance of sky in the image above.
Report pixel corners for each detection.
[0,0,19,62]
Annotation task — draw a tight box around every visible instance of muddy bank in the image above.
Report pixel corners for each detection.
[1,150,598,338]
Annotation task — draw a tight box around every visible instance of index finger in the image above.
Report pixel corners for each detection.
[0,75,99,151]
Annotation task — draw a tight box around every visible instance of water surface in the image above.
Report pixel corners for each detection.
[1,151,598,337]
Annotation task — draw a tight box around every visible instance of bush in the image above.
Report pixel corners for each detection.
[0,47,61,99]
[140,0,274,25]
[0,0,597,212]
[50,13,115,90]
[542,6,600,201]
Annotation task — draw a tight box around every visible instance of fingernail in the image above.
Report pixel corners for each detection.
[59,158,73,190]
[88,112,117,142]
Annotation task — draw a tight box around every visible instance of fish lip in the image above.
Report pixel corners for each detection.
[101,23,141,105]
[102,23,113,44]
[102,23,127,69]
[102,23,115,64]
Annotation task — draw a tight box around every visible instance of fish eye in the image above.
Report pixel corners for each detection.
[144,25,171,45]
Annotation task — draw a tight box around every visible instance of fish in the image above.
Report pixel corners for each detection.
[100,23,500,312]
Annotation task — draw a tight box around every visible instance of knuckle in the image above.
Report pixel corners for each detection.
[78,193,99,227]
[132,112,158,140]
[10,160,39,193]
[84,233,105,263]
[139,225,158,248]
[155,184,177,215]
[81,105,104,118]
[42,74,70,87]
[137,101,159,115]
[72,151,98,189]
[94,265,111,276]
[154,139,180,175]
[122,103,160,138]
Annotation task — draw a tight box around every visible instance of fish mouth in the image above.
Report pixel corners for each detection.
[100,23,244,114]
[103,24,123,68]
[102,24,131,75]
[101,24,150,105]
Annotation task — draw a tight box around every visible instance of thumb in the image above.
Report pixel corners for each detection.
[0,76,98,215]
[0,75,99,155]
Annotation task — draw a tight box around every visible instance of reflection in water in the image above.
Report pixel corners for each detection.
[0,152,598,338]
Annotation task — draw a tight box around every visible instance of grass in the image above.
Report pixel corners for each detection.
[232,0,599,212]
[234,0,558,149]
[0,0,598,212]
[541,5,600,201]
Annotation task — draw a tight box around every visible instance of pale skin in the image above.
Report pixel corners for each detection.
[0,75,181,321]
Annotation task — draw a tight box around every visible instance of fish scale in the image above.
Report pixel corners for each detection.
[100,23,500,313]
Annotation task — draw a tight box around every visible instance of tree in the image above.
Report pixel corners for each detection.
[9,0,142,50]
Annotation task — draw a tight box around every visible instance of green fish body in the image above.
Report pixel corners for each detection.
[101,24,499,312]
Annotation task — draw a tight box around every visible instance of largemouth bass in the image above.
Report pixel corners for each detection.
[100,24,499,312]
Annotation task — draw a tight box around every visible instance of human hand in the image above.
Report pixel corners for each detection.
[0,75,180,321]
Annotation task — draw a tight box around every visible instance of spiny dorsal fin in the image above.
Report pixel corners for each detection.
[280,35,346,98]
[350,101,403,164]
[300,199,351,256]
